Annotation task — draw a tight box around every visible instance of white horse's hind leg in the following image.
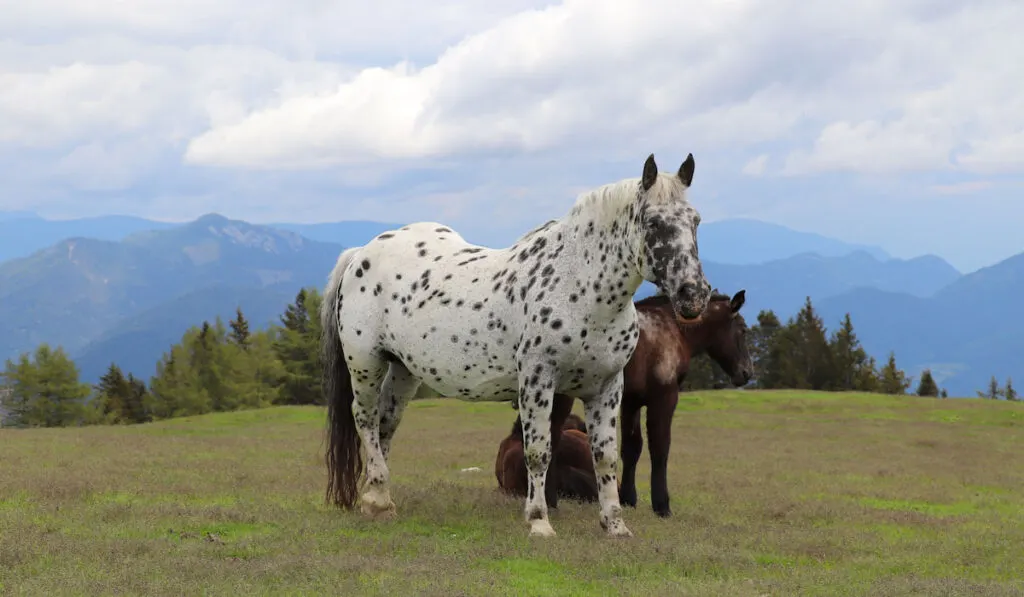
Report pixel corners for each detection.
[517,372,557,538]
[585,372,633,537]
[378,361,421,461]
[349,355,396,519]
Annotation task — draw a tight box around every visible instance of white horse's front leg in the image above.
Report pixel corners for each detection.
[585,372,633,538]
[516,368,557,538]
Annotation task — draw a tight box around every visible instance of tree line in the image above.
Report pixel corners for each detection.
[682,297,1017,401]
[1,288,325,428]
[0,291,1018,428]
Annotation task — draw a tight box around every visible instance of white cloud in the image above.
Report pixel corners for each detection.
[782,119,955,176]
[1,0,1024,270]
[742,154,769,176]
[2,0,1021,179]
[930,181,994,195]
[177,0,1024,177]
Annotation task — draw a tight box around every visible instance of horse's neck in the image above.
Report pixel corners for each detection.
[680,322,711,356]
[556,187,645,316]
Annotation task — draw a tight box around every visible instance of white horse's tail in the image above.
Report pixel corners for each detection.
[322,246,363,509]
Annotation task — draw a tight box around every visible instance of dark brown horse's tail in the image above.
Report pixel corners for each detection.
[558,465,600,503]
[322,248,363,510]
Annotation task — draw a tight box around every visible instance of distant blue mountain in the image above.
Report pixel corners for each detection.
[0,210,40,222]
[634,250,961,316]
[816,251,1024,397]
[0,213,353,382]
[698,218,891,264]
[1,211,1014,398]
[1,211,890,267]
[0,212,400,264]
[72,283,305,384]
[0,213,178,262]
[266,221,401,246]
[639,250,1020,398]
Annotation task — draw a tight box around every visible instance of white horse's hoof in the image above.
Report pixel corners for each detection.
[360,496,397,520]
[605,520,633,538]
[529,519,557,537]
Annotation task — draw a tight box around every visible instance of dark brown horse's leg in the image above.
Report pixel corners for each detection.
[617,397,644,509]
[647,385,679,517]
[544,394,575,509]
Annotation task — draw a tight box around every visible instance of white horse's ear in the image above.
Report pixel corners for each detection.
[678,153,695,187]
[642,154,658,191]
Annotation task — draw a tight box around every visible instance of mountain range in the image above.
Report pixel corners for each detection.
[0,211,1018,398]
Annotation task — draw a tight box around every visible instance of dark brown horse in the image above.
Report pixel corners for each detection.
[495,413,599,504]
[618,289,753,517]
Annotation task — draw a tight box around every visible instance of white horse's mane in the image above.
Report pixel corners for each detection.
[569,173,689,225]
[508,171,688,247]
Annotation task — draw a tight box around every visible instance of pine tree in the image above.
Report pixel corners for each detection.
[915,368,939,397]
[829,313,873,391]
[877,352,911,395]
[1,344,91,427]
[1005,378,1017,402]
[940,388,948,399]
[274,288,324,405]
[855,355,880,393]
[195,319,236,411]
[223,328,284,409]
[150,337,212,418]
[229,307,251,348]
[94,363,132,423]
[977,376,1003,400]
[749,310,782,388]
[124,374,152,424]
[280,289,310,333]
[789,297,834,390]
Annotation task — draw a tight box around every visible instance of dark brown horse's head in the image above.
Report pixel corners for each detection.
[563,413,588,434]
[680,289,753,386]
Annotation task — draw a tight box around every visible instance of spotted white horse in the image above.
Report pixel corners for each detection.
[322,153,711,538]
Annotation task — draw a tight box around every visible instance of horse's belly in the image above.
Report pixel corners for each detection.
[410,362,518,402]
[381,313,519,401]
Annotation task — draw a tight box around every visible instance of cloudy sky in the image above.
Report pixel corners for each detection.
[0,0,1021,272]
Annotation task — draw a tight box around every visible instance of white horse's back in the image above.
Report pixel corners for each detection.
[338,222,521,400]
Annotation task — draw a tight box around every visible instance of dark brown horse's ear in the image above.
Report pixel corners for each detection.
[678,153,695,187]
[730,289,746,313]
[642,154,658,191]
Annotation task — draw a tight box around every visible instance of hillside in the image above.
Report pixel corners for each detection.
[1,211,890,267]
[0,212,398,264]
[698,218,891,264]
[635,250,961,318]
[71,284,305,383]
[0,212,1013,395]
[1,393,1022,594]
[630,250,1019,396]
[0,214,347,381]
[815,251,1024,397]
[706,250,959,315]
[0,213,179,263]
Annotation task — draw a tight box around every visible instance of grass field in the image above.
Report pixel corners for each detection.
[1,390,1023,596]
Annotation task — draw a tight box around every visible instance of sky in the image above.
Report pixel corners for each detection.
[0,0,1022,273]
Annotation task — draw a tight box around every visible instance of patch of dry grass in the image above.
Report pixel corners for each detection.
[1,390,1023,596]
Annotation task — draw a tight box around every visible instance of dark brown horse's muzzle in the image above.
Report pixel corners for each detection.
[732,368,753,387]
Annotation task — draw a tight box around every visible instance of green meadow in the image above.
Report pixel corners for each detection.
[2,390,1023,596]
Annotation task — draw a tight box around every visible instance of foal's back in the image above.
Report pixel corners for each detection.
[622,298,690,401]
